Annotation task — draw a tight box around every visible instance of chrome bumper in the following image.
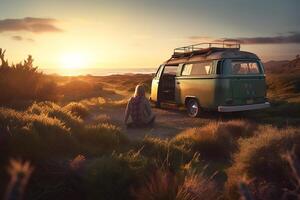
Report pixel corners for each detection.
[218,102,270,112]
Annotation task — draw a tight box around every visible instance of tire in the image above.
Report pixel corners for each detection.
[186,98,201,117]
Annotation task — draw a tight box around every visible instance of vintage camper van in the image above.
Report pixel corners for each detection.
[150,41,270,117]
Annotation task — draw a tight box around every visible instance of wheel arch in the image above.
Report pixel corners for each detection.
[184,96,200,106]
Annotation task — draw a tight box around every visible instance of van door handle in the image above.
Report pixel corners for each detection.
[176,82,180,84]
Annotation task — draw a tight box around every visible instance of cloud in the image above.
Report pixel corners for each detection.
[0,17,63,33]
[11,35,35,42]
[189,32,300,44]
[11,35,23,41]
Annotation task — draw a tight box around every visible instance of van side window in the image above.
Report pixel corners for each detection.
[224,60,261,75]
[182,64,192,75]
[163,66,178,75]
[181,62,212,76]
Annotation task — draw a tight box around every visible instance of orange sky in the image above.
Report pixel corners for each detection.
[0,0,299,72]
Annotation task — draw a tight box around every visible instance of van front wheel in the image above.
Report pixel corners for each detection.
[187,99,200,117]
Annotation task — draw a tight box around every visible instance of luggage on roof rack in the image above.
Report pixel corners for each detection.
[172,40,240,58]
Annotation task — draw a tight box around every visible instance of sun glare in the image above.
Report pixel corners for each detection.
[60,52,88,70]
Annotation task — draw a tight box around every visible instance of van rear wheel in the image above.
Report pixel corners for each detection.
[187,99,200,117]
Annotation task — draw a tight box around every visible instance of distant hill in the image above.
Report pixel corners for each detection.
[264,58,300,74]
[265,57,300,102]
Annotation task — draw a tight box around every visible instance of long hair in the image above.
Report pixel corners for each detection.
[134,84,146,97]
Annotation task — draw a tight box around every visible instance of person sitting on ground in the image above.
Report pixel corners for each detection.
[124,84,155,128]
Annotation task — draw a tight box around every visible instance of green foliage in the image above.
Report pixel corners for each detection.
[225,126,300,199]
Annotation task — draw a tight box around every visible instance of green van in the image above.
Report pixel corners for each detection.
[150,41,270,117]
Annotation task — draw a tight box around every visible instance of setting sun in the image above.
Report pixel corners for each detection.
[60,52,89,70]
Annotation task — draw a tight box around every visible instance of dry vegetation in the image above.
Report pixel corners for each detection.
[1,49,300,200]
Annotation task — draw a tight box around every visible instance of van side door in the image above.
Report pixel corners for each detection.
[150,65,164,102]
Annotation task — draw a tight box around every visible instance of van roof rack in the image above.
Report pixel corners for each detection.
[172,40,240,58]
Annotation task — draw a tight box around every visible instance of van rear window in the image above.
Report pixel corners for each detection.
[223,60,261,75]
[182,62,212,76]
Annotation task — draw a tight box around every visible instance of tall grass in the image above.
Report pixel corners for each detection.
[133,170,219,200]
[225,126,300,199]
[79,124,128,155]
[0,107,76,160]
[27,102,83,132]
[171,120,256,160]
[139,136,190,171]
[64,102,90,119]
[0,102,128,160]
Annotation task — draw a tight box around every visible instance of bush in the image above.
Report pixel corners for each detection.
[80,97,106,108]
[225,126,300,200]
[0,107,75,160]
[79,123,128,155]
[133,169,219,200]
[171,120,256,160]
[139,136,190,171]
[25,159,85,200]
[64,102,90,119]
[0,49,58,106]
[84,155,137,200]
[27,102,83,132]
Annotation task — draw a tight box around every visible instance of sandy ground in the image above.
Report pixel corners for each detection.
[100,105,253,140]
[85,80,267,139]
[88,81,257,140]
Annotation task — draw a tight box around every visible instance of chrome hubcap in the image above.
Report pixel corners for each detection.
[189,101,198,116]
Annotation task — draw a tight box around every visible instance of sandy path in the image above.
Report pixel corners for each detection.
[93,104,245,140]
[88,85,250,139]
[100,106,206,139]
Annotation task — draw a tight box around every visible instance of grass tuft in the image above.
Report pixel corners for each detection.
[225,125,300,199]
[172,120,256,160]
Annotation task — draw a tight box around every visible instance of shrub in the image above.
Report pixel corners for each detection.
[0,49,58,106]
[0,107,69,136]
[0,107,75,160]
[91,114,111,124]
[27,102,83,132]
[225,126,300,200]
[84,155,136,200]
[177,171,219,200]
[79,123,128,155]
[80,97,106,108]
[140,136,190,171]
[64,102,90,119]
[171,120,256,160]
[133,169,219,200]
[25,159,85,200]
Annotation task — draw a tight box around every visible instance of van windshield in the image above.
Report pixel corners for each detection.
[223,59,262,75]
